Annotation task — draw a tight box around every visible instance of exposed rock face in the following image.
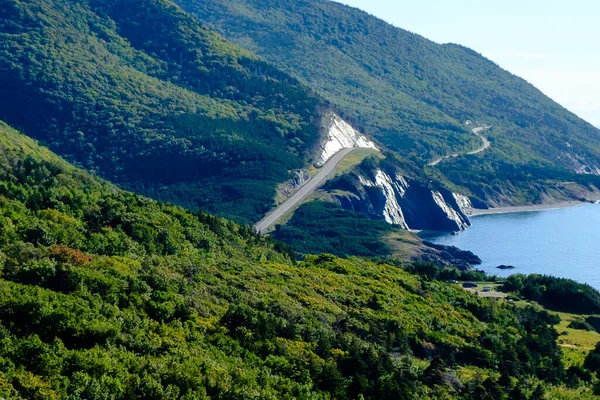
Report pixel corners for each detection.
[497,265,516,270]
[316,113,377,166]
[329,168,472,232]
[561,150,600,175]
[277,169,310,199]
[452,193,473,213]
[431,191,469,229]
[358,170,409,229]
[313,113,471,232]
[417,241,482,270]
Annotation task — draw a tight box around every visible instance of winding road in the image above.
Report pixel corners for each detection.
[255,125,491,233]
[254,148,356,234]
[427,126,491,167]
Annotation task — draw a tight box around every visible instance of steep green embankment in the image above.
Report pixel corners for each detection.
[0,121,588,399]
[178,0,600,205]
[0,0,324,224]
[270,200,411,258]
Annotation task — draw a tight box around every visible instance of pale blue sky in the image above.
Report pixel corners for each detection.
[337,0,600,126]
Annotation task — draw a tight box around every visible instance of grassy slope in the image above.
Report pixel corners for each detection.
[329,148,382,178]
[527,304,600,399]
[461,291,600,399]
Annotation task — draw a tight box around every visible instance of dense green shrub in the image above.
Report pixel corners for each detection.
[0,121,579,398]
[503,274,600,314]
[584,342,600,373]
[272,201,397,257]
[567,320,596,332]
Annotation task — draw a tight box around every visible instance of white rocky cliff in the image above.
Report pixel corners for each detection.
[359,171,409,229]
[452,193,473,213]
[310,113,472,232]
[316,113,377,166]
[432,191,470,230]
[329,168,472,232]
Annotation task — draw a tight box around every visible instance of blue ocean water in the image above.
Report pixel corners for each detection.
[427,204,600,289]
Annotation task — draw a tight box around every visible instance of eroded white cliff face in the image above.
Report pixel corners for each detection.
[452,193,473,213]
[394,174,409,197]
[317,113,377,165]
[353,169,471,231]
[359,170,409,229]
[432,191,470,230]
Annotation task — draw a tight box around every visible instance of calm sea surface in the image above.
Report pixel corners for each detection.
[427,204,600,289]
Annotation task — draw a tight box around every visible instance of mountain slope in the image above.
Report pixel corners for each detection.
[0,0,325,224]
[0,120,589,399]
[177,0,600,205]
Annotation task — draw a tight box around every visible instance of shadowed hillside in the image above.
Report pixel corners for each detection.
[179,0,600,205]
[0,0,325,224]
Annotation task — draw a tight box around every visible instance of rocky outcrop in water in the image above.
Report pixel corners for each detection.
[327,167,472,232]
[497,265,516,270]
[422,241,482,265]
[416,241,482,270]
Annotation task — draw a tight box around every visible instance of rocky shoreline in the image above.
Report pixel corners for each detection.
[417,241,482,270]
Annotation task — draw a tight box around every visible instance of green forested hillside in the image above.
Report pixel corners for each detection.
[178,0,600,205]
[4,0,600,396]
[0,0,323,223]
[0,122,595,398]
[271,201,399,257]
[2,0,599,231]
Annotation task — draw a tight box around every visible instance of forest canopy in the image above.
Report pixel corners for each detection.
[0,119,586,399]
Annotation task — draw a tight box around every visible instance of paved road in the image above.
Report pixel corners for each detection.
[254,148,355,234]
[428,126,491,166]
[256,126,489,233]
[466,126,491,155]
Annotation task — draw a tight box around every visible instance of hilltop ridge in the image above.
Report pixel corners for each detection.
[179,0,600,207]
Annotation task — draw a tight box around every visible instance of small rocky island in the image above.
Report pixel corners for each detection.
[497,265,516,270]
